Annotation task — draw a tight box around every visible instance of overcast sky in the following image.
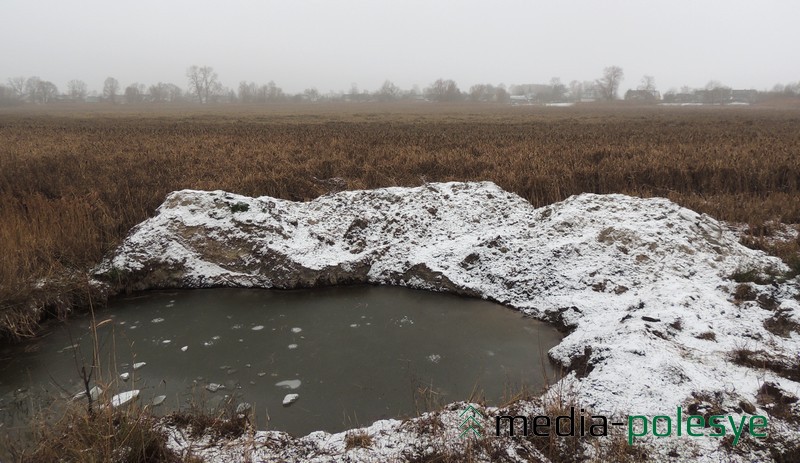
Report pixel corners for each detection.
[2,0,799,95]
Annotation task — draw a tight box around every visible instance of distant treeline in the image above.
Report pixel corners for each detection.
[2,65,799,107]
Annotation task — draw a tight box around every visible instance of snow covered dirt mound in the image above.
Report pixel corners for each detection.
[97,182,800,462]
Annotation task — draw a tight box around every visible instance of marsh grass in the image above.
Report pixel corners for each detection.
[1,104,799,338]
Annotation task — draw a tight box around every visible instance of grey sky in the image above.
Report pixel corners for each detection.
[2,0,799,95]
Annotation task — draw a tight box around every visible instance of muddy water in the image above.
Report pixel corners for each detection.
[0,285,562,436]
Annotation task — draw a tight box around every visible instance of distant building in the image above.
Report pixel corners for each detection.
[731,89,758,104]
[509,95,530,105]
[624,89,661,102]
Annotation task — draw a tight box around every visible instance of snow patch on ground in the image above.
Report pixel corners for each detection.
[97,182,800,462]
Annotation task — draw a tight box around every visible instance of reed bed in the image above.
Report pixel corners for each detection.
[1,103,799,338]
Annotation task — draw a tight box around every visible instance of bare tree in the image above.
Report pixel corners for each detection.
[494,84,510,104]
[596,66,624,101]
[468,83,491,102]
[550,77,567,102]
[238,81,257,103]
[67,79,88,101]
[569,80,583,102]
[638,75,657,93]
[186,65,221,104]
[22,77,58,103]
[375,80,400,101]
[7,77,26,100]
[103,77,120,103]
[426,78,461,102]
[39,81,58,103]
[24,76,41,102]
[263,81,284,102]
[124,83,146,103]
[303,87,320,102]
[703,80,731,104]
[148,82,170,103]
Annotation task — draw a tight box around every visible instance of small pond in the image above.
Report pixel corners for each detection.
[0,285,562,436]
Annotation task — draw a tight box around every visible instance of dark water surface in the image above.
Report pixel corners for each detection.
[0,285,562,436]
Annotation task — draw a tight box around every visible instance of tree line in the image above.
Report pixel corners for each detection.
[1,65,798,107]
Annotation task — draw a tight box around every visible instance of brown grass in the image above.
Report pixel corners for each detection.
[5,399,188,463]
[1,103,799,338]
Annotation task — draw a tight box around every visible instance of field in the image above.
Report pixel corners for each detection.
[1,102,799,338]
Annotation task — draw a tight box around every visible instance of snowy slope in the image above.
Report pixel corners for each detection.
[97,182,800,462]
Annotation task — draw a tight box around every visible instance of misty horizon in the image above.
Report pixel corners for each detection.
[2,0,799,97]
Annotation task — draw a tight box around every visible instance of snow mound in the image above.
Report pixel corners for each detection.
[97,182,800,462]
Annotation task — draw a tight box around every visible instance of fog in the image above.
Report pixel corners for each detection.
[2,0,799,95]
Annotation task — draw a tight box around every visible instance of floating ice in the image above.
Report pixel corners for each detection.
[251,325,264,331]
[181,346,188,352]
[152,395,166,406]
[205,383,224,392]
[151,318,165,323]
[282,393,299,406]
[120,373,130,381]
[427,354,442,363]
[291,327,302,333]
[133,362,146,370]
[73,385,103,401]
[236,402,252,413]
[288,343,298,349]
[111,390,139,407]
[275,379,301,390]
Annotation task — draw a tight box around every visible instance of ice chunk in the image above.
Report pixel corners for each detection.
[275,379,301,390]
[73,385,103,401]
[152,395,166,406]
[282,393,299,406]
[133,362,146,370]
[236,402,252,413]
[111,390,139,407]
[206,383,224,392]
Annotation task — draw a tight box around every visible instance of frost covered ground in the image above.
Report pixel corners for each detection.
[96,182,800,462]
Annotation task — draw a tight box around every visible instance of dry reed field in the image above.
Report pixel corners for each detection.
[1,103,799,339]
